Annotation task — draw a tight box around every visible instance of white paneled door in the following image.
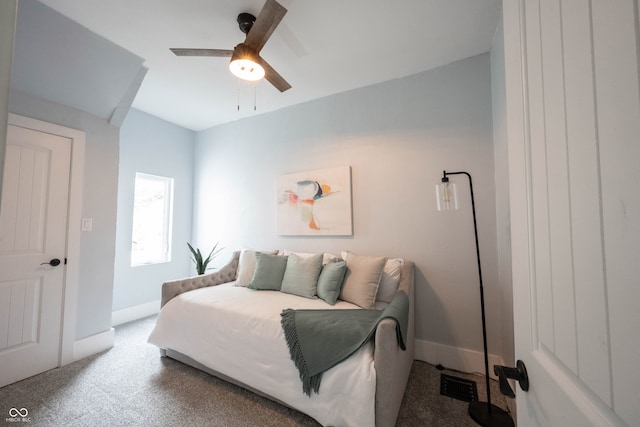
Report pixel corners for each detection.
[504,0,639,426]
[0,124,71,387]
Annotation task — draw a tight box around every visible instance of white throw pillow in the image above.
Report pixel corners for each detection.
[280,249,340,265]
[322,253,341,264]
[235,249,278,287]
[376,258,404,303]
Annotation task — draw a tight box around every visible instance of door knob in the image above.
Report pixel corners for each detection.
[41,258,61,267]
[494,360,529,398]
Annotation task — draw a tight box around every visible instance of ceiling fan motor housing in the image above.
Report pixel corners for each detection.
[237,13,256,34]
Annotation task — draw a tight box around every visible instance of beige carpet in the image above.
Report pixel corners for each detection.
[0,316,511,426]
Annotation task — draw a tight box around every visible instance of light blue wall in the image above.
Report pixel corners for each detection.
[113,109,195,311]
[12,1,144,122]
[193,54,503,356]
[490,7,515,370]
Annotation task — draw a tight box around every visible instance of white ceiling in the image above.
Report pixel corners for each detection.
[38,0,501,131]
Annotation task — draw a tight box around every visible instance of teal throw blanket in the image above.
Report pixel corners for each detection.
[280,291,409,396]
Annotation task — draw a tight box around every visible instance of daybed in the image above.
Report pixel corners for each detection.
[148,250,415,427]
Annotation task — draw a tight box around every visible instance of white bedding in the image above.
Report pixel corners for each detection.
[148,282,376,427]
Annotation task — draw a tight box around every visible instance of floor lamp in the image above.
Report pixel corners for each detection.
[436,170,513,427]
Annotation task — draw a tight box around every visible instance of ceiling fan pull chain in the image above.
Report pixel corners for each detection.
[254,84,257,111]
[237,79,241,111]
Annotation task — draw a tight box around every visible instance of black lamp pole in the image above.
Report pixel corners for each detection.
[441,171,513,427]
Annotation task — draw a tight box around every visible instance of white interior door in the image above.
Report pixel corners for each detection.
[504,0,640,426]
[0,124,71,387]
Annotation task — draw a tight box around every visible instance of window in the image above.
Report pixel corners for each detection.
[131,173,174,266]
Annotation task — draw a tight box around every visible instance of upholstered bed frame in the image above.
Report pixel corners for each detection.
[158,251,415,427]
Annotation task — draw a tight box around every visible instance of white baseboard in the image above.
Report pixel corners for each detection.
[414,338,503,380]
[111,300,160,327]
[73,328,115,362]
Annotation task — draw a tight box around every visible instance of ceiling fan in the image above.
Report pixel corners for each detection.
[170,0,292,92]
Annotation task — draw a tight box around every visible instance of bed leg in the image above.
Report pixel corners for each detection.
[159,348,167,357]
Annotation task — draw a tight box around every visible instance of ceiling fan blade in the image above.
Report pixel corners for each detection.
[244,0,287,53]
[170,48,233,57]
[258,56,291,92]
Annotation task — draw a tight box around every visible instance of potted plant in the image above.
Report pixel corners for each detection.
[187,242,223,275]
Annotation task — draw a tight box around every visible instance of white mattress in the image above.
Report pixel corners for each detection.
[148,282,376,427]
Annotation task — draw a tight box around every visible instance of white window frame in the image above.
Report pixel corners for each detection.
[131,172,174,266]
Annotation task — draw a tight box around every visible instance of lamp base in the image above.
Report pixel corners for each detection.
[468,401,514,427]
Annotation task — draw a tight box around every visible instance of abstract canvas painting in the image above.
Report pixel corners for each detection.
[277,166,353,236]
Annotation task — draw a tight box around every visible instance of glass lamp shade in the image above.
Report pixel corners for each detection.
[229,59,265,81]
[436,181,458,211]
[229,43,265,81]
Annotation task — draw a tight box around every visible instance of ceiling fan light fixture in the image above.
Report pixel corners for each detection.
[170,0,291,92]
[229,44,265,81]
[229,59,265,81]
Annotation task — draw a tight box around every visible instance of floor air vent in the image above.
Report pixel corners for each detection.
[440,374,478,402]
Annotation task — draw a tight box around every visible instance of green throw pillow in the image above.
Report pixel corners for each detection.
[316,260,347,305]
[280,253,323,299]
[247,252,288,291]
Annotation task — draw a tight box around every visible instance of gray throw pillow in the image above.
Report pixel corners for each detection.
[247,252,288,291]
[235,249,279,287]
[316,260,347,305]
[280,253,323,298]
